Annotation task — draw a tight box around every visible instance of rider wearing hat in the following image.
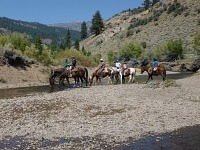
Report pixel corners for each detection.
[63,57,69,68]
[99,58,106,78]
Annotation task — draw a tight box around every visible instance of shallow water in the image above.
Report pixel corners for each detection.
[0,71,193,99]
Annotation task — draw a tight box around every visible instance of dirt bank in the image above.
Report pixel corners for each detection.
[0,73,200,149]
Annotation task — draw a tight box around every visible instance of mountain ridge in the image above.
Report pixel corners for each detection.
[0,17,81,45]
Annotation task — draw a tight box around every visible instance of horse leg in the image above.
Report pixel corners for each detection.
[107,76,111,84]
[161,74,165,81]
[83,76,88,86]
[80,77,84,87]
[128,75,132,83]
[132,74,135,83]
[119,72,122,84]
[146,76,151,84]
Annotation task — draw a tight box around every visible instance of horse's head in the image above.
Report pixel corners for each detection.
[88,76,93,86]
[49,75,55,87]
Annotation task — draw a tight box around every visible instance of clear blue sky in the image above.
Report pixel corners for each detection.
[0,0,143,24]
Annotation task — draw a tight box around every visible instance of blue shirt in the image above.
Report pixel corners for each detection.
[154,60,159,67]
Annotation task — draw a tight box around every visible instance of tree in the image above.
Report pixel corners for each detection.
[74,39,80,50]
[81,21,87,40]
[65,29,71,49]
[152,0,160,6]
[35,36,43,54]
[142,0,151,10]
[90,11,104,36]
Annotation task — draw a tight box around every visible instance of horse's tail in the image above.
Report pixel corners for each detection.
[84,67,88,83]
[134,68,136,75]
[163,67,167,79]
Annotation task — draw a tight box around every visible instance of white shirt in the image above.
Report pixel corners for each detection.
[115,62,121,68]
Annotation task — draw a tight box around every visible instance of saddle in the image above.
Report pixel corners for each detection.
[153,67,158,72]
[123,68,128,75]
[72,67,79,72]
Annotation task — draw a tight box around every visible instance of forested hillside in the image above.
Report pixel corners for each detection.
[0,17,81,44]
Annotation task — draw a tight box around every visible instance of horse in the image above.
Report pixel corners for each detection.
[89,67,118,86]
[59,66,88,87]
[49,68,66,87]
[140,66,166,83]
[121,68,137,84]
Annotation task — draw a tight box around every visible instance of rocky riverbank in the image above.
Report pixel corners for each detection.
[0,73,200,149]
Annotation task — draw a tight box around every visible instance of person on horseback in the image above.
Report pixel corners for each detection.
[99,58,106,78]
[122,62,127,75]
[71,56,77,70]
[115,60,121,69]
[63,57,69,68]
[153,58,159,72]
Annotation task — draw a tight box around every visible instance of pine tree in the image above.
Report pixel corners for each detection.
[152,0,160,6]
[143,0,151,10]
[65,29,71,49]
[35,36,43,54]
[74,39,80,50]
[81,21,87,40]
[90,10,104,36]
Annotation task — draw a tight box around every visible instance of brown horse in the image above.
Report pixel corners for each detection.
[59,67,88,87]
[140,66,166,83]
[49,68,66,87]
[89,67,120,86]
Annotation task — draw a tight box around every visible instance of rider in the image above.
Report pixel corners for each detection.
[71,56,77,70]
[63,57,69,68]
[153,58,159,72]
[122,62,127,75]
[115,60,121,69]
[99,58,106,78]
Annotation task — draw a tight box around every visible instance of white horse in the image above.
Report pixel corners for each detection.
[121,68,136,83]
[110,67,122,84]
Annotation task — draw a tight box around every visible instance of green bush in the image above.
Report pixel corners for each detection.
[155,39,183,61]
[119,43,144,60]
[194,32,200,55]
[53,49,97,67]
[107,50,118,65]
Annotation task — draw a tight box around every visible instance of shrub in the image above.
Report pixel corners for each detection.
[141,42,147,48]
[155,39,183,61]
[119,43,144,60]
[194,32,200,55]
[107,50,118,65]
[197,18,200,25]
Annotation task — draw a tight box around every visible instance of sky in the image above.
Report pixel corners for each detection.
[0,0,144,25]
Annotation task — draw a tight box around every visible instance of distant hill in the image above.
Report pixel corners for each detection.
[0,17,81,45]
[48,21,92,32]
[80,0,200,60]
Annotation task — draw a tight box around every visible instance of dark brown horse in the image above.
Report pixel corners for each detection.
[49,68,66,87]
[89,67,116,86]
[59,67,88,87]
[141,66,166,83]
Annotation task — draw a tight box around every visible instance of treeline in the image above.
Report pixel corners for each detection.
[0,17,81,44]
[0,32,99,67]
